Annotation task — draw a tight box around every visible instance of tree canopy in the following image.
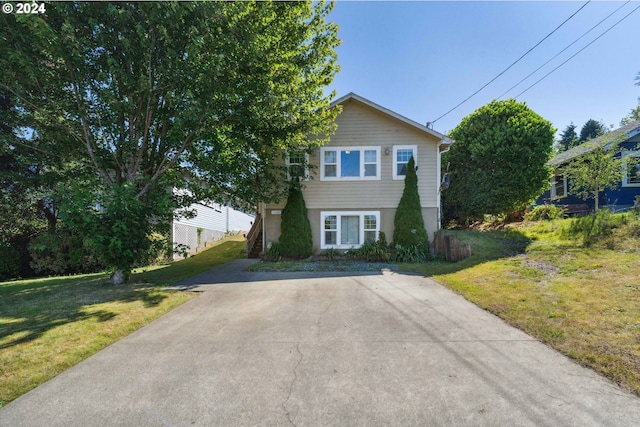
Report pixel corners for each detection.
[564,142,624,212]
[442,99,555,223]
[579,119,607,142]
[558,123,578,152]
[0,1,340,282]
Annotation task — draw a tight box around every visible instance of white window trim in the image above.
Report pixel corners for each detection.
[320,211,380,249]
[622,151,640,188]
[320,146,381,181]
[393,145,418,180]
[550,173,567,200]
[286,151,309,181]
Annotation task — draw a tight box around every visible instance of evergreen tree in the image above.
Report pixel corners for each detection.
[558,123,578,151]
[278,182,313,259]
[393,156,427,247]
[579,119,607,142]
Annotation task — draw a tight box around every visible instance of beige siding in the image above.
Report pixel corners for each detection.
[302,100,440,209]
[264,98,443,251]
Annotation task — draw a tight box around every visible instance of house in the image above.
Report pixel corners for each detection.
[247,93,453,257]
[172,201,254,258]
[538,120,640,211]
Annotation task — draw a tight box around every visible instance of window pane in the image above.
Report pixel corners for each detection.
[364,150,377,163]
[396,149,413,177]
[324,151,336,164]
[289,151,304,164]
[364,215,376,230]
[364,230,376,243]
[341,215,359,245]
[397,149,413,162]
[554,175,565,197]
[629,164,640,183]
[325,231,336,245]
[364,163,376,177]
[324,215,337,230]
[341,150,360,177]
[325,165,337,177]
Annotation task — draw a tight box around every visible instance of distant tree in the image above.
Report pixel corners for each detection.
[564,141,624,212]
[442,99,555,223]
[393,156,428,248]
[620,71,640,126]
[278,182,312,259]
[579,119,607,142]
[620,105,640,126]
[558,123,579,151]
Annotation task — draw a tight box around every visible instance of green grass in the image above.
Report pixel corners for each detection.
[0,235,246,407]
[405,212,640,395]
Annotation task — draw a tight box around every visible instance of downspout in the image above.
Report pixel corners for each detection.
[261,202,266,253]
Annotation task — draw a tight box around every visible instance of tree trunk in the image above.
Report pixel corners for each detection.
[110,269,126,285]
[594,191,599,212]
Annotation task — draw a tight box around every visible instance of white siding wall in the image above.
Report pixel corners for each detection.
[173,203,254,258]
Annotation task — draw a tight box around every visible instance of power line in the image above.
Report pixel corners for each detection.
[498,1,630,100]
[514,3,640,99]
[430,0,591,125]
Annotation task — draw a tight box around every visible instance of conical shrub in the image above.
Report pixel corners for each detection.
[279,183,313,259]
[393,156,427,247]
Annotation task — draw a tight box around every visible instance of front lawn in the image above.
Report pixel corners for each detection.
[0,234,246,407]
[406,212,640,395]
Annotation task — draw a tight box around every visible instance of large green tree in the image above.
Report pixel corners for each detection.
[1,1,340,283]
[442,99,555,223]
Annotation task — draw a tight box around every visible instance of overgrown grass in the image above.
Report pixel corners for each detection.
[406,211,640,395]
[0,235,246,407]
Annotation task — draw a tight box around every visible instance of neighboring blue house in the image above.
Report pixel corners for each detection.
[537,120,640,212]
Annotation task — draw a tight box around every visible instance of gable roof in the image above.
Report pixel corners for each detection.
[550,120,640,167]
[330,92,453,151]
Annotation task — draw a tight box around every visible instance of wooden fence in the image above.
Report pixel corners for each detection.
[433,230,472,262]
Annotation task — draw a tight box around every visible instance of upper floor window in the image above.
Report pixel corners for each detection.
[320,146,380,180]
[286,150,309,181]
[393,145,417,180]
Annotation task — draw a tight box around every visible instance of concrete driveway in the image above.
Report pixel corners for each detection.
[2,259,640,426]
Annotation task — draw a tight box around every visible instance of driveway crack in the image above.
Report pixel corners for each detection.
[282,342,303,426]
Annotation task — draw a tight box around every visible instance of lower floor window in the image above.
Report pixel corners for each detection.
[321,211,380,249]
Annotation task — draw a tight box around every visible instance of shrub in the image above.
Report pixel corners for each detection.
[0,243,21,280]
[320,247,340,261]
[392,241,431,263]
[29,230,104,276]
[525,205,567,221]
[265,242,281,262]
[393,156,428,247]
[278,183,313,259]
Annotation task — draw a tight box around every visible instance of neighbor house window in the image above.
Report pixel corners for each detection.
[393,145,417,180]
[320,146,380,180]
[550,172,567,199]
[286,150,309,181]
[622,151,640,187]
[321,211,380,249]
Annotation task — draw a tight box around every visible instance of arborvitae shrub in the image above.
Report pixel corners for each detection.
[393,156,428,248]
[278,183,313,259]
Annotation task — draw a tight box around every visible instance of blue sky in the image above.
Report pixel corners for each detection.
[326,1,640,137]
